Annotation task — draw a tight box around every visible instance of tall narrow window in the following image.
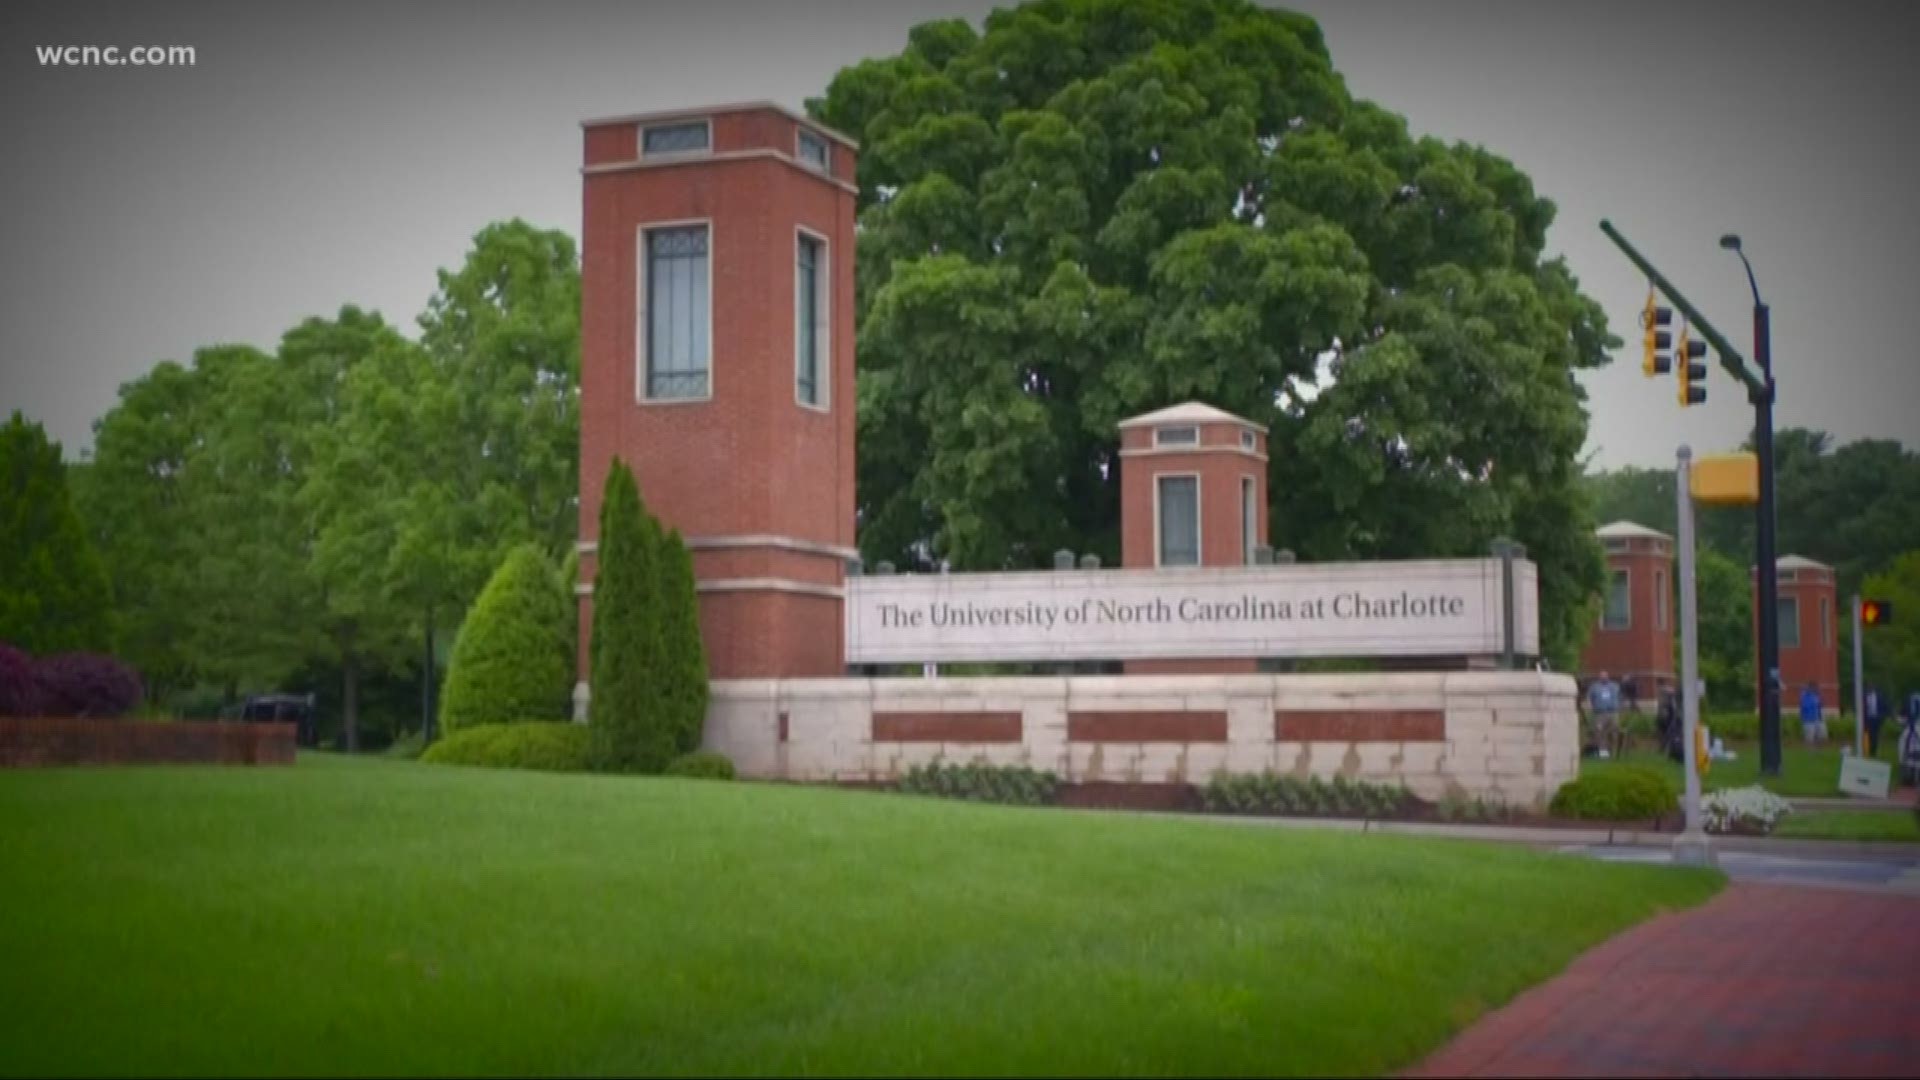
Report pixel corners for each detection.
[1157,476,1200,567]
[1821,596,1832,646]
[645,225,709,400]
[1778,597,1801,648]
[1602,569,1631,630]
[1655,569,1668,630]
[796,234,824,407]
[1241,476,1257,565]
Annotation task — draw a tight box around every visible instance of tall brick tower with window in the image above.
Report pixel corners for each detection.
[575,103,859,695]
[1578,520,1675,707]
[1753,554,1839,716]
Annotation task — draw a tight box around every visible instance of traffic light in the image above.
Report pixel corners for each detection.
[1862,598,1894,627]
[1676,317,1707,406]
[1640,290,1673,377]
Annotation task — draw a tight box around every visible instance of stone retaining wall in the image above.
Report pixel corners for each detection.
[705,671,1579,809]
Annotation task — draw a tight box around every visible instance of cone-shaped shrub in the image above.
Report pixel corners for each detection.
[588,461,673,772]
[439,543,572,733]
[655,528,710,758]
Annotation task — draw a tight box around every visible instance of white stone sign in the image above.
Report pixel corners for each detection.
[845,558,1538,664]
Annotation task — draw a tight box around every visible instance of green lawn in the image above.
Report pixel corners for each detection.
[1774,809,1920,842]
[1582,738,1907,799]
[0,756,1721,1078]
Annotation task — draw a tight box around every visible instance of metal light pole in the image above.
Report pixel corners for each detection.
[1852,595,1865,759]
[1674,446,1714,866]
[1719,234,1782,777]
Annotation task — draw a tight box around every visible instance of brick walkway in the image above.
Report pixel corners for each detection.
[1407,883,1920,1077]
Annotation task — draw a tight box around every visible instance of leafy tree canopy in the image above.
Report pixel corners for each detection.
[0,412,114,655]
[811,0,1616,668]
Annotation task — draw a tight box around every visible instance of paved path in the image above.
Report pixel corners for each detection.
[1406,883,1920,1077]
[1565,843,1920,894]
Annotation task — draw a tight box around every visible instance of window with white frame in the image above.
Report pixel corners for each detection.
[1601,569,1630,630]
[1157,475,1200,567]
[1779,596,1801,648]
[644,225,710,399]
[1155,425,1199,448]
[797,129,831,172]
[1240,430,1257,451]
[642,120,709,155]
[1241,476,1256,565]
[796,233,825,407]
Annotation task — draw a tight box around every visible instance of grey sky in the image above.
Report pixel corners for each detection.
[2,0,1915,470]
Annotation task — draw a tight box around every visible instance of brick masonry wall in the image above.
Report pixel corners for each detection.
[703,671,1579,809]
[0,718,298,768]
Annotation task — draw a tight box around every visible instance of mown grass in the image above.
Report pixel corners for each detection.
[1773,809,1920,842]
[0,755,1722,1077]
[1582,737,1906,799]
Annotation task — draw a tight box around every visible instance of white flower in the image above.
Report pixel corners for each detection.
[1699,786,1793,834]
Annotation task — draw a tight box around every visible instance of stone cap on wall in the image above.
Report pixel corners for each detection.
[1117,401,1266,433]
[1595,520,1672,541]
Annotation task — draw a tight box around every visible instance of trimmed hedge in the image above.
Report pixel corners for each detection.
[34,652,143,719]
[899,762,1058,806]
[664,750,735,781]
[1549,766,1678,821]
[1201,773,1412,818]
[420,722,590,773]
[0,643,41,717]
[439,544,572,733]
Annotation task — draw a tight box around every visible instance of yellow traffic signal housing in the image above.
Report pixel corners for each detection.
[1676,321,1708,406]
[1690,452,1759,505]
[1641,291,1673,377]
[1862,599,1894,627]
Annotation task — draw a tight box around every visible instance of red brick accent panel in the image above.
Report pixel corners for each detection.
[0,719,297,768]
[872,712,1023,743]
[1068,711,1228,743]
[1272,710,1445,742]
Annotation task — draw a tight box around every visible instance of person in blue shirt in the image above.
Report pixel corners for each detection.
[1863,686,1885,757]
[1587,672,1622,758]
[1798,682,1824,745]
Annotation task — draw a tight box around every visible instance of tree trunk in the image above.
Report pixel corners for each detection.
[343,649,359,753]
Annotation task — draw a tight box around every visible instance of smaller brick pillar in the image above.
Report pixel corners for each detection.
[1754,554,1840,716]
[1117,402,1267,675]
[1577,520,1676,708]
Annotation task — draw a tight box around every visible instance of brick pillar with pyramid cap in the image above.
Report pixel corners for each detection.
[575,102,859,696]
[1578,520,1677,707]
[1753,554,1840,716]
[1117,402,1268,675]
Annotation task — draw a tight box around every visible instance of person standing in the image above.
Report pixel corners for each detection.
[1864,685,1885,757]
[1588,671,1622,759]
[1799,681,1824,745]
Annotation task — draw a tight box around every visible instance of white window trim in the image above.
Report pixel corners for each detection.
[1601,567,1631,631]
[1779,595,1801,649]
[636,219,715,406]
[1655,568,1668,631]
[796,127,832,172]
[640,117,713,158]
[1154,425,1200,448]
[1154,472,1202,569]
[795,225,830,413]
[1240,475,1257,565]
[1240,430,1257,451]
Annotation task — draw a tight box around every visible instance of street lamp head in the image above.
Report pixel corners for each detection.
[1719,234,1743,251]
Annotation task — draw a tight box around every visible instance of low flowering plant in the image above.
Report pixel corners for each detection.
[1700,785,1792,835]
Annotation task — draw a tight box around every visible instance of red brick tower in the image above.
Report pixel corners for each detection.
[1754,554,1840,715]
[576,102,858,692]
[1579,521,1676,707]
[1117,402,1268,675]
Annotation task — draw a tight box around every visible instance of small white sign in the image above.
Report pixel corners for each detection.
[1838,757,1892,800]
[844,558,1537,664]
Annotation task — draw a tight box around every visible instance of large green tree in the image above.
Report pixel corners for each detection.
[812,0,1614,668]
[0,412,114,654]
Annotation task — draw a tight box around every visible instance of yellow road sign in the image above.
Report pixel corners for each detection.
[1690,452,1759,506]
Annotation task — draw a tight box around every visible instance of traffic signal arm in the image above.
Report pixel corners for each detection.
[1601,220,1767,398]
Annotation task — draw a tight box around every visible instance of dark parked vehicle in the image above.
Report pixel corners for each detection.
[240,694,318,748]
